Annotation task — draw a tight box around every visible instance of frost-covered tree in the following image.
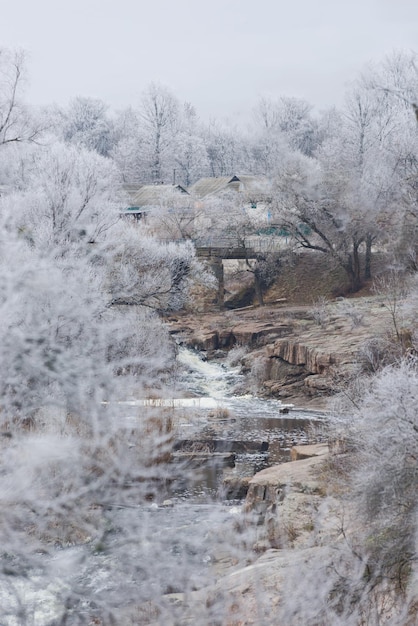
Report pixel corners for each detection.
[112,85,186,185]
[138,82,180,183]
[173,102,209,186]
[111,106,148,183]
[0,120,222,621]
[8,142,122,251]
[366,51,418,269]
[277,360,418,625]
[272,71,418,293]
[0,48,43,148]
[52,96,115,156]
[253,95,320,158]
[0,48,47,191]
[268,51,418,294]
[339,54,418,278]
[272,149,370,292]
[106,219,206,312]
[0,189,182,622]
[203,119,250,177]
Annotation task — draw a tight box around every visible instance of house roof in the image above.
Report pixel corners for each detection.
[188,174,271,199]
[121,183,145,204]
[132,184,189,207]
[122,183,189,208]
[187,176,235,198]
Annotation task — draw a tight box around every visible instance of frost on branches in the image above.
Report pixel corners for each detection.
[0,137,218,623]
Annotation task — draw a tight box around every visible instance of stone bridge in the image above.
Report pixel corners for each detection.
[196,246,258,308]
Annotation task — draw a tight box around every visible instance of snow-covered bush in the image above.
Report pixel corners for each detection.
[278,359,418,625]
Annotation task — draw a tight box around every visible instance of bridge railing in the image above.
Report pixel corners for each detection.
[194,234,289,253]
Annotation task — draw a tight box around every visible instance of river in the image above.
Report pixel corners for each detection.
[1,347,328,625]
[166,347,327,500]
[120,347,327,500]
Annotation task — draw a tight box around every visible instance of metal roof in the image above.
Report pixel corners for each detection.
[187,175,271,199]
[121,183,144,203]
[129,184,189,208]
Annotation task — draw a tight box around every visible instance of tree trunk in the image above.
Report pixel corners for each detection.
[364,233,373,280]
[209,256,224,309]
[253,270,265,306]
[353,243,361,290]
[152,128,162,182]
[345,241,363,293]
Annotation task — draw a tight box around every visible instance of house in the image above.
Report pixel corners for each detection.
[187,175,274,243]
[188,174,272,221]
[187,174,271,204]
[119,183,189,221]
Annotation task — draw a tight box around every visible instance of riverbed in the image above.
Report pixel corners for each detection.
[3,347,328,625]
[167,347,328,501]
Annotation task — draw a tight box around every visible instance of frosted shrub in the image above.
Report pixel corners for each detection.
[310,296,330,326]
[357,336,397,372]
[0,141,232,624]
[225,344,248,367]
[373,267,410,345]
[250,355,268,390]
[278,359,418,625]
[337,299,365,327]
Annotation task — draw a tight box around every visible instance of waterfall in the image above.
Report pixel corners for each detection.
[176,346,244,398]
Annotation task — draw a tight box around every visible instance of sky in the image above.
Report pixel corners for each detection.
[2,0,418,124]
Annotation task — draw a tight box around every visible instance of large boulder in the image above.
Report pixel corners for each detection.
[244,446,329,550]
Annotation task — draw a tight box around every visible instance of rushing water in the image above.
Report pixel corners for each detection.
[176,347,245,398]
[8,347,328,625]
[166,347,328,499]
[177,346,326,435]
[115,347,327,500]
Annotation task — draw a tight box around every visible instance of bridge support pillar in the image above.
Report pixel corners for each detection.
[209,255,224,309]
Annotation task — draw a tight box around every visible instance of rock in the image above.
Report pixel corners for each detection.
[244,453,329,549]
[245,455,327,514]
[262,381,285,396]
[262,379,305,399]
[290,443,329,461]
[192,331,219,351]
[211,349,227,359]
[232,323,293,347]
[304,374,333,392]
[164,545,334,626]
[221,474,252,500]
[268,339,336,374]
[218,329,234,347]
[172,451,236,468]
[168,292,391,405]
[267,356,306,381]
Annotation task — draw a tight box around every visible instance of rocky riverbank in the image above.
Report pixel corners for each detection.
[188,443,335,625]
[141,286,408,624]
[122,442,339,625]
[168,294,395,409]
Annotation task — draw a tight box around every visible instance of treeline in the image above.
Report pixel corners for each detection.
[3,49,418,297]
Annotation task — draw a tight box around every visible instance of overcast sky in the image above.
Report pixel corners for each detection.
[2,0,418,123]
